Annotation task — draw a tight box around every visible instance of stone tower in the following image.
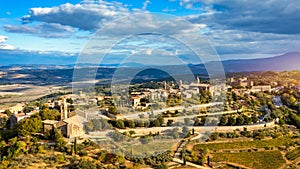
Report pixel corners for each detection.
[60,98,68,120]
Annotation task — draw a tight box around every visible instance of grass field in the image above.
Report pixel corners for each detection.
[194,136,299,151]
[211,151,285,169]
[123,139,179,156]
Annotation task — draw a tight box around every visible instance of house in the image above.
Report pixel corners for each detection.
[42,120,59,132]
[250,85,271,92]
[131,96,141,107]
[230,77,253,88]
[9,103,25,114]
[7,113,30,128]
[189,83,210,91]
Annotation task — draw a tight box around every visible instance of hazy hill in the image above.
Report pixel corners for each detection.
[219,52,300,72]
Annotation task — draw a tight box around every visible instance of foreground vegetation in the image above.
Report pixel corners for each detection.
[194,136,300,151]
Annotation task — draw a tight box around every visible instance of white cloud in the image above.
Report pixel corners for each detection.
[99,13,203,36]
[0,44,17,50]
[168,0,300,59]
[22,1,129,30]
[0,36,8,43]
[162,8,176,12]
[181,0,300,34]
[0,36,17,50]
[142,0,151,10]
[4,23,75,38]
[145,49,153,55]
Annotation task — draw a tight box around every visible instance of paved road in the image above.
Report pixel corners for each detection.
[164,109,240,123]
[118,121,276,135]
[119,102,223,120]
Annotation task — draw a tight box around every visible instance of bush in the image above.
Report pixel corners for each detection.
[79,150,88,156]
[55,154,65,163]
[156,163,168,169]
[76,159,96,169]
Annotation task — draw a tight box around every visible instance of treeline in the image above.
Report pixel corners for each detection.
[288,113,300,129]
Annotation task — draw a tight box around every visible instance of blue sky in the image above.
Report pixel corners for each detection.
[0,0,300,65]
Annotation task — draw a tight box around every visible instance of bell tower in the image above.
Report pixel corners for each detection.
[60,97,68,120]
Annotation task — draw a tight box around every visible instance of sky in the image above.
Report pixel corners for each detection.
[0,0,300,65]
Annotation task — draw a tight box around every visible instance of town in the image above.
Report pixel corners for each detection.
[0,70,300,168]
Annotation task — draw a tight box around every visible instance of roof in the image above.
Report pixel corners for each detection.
[42,120,59,125]
[63,115,87,128]
[189,83,210,87]
[56,120,67,128]
[14,113,28,118]
[0,113,8,118]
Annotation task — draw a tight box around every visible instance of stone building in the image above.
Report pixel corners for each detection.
[42,97,87,138]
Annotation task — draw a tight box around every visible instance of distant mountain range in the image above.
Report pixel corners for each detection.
[0,52,299,85]
[2,52,299,72]
[219,52,300,72]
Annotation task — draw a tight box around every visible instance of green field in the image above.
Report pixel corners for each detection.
[194,136,299,151]
[211,151,285,169]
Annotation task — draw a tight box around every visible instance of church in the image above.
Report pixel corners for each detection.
[42,97,87,138]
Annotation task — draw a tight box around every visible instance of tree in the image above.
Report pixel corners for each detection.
[184,118,190,126]
[279,118,285,125]
[85,121,94,131]
[107,131,125,142]
[39,108,60,121]
[244,115,252,124]
[16,115,42,136]
[116,120,125,129]
[156,163,168,169]
[108,106,118,115]
[227,116,236,126]
[210,133,219,140]
[8,140,27,158]
[236,116,245,125]
[76,159,96,169]
[219,116,227,126]
[167,120,173,126]
[194,117,200,126]
[251,116,258,124]
[128,120,135,128]
[4,109,12,116]
[158,116,164,125]
[171,128,179,139]
[56,138,67,152]
[23,106,34,114]
[144,120,150,127]
[112,153,125,165]
[74,137,77,155]
[45,126,61,141]
[153,119,161,127]
[66,98,74,104]
[182,126,189,135]
[181,148,187,165]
